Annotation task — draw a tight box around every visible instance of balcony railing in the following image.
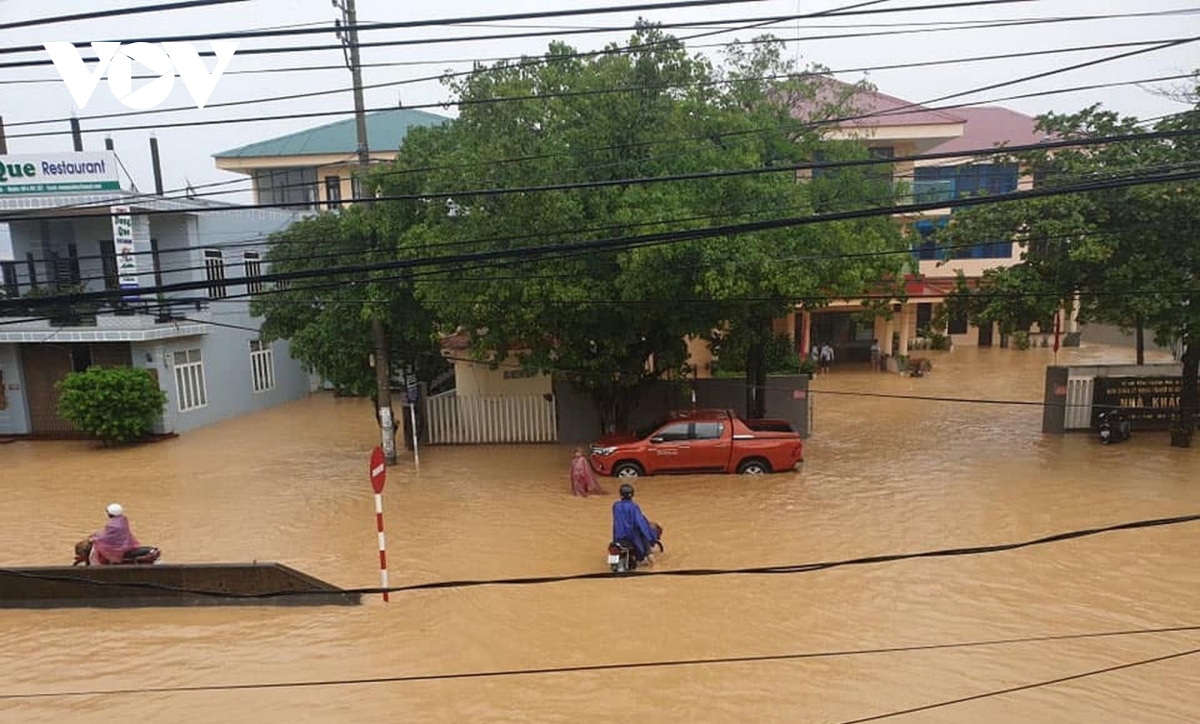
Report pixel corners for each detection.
[0,294,209,328]
[912,179,956,204]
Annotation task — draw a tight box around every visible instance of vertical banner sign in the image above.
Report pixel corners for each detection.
[110,206,138,301]
[369,445,389,603]
[406,373,420,467]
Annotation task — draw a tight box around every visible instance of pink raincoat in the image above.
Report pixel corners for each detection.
[89,515,140,565]
[571,454,607,497]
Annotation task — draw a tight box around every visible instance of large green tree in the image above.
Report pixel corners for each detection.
[249,206,444,398]
[938,92,1200,446]
[369,29,906,428]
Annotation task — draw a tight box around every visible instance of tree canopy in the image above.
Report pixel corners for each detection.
[253,28,910,430]
[937,86,1200,445]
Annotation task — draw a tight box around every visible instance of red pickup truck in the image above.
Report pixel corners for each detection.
[588,409,804,478]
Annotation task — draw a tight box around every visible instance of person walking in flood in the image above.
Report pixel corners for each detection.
[870,338,881,371]
[570,448,607,497]
[819,342,835,374]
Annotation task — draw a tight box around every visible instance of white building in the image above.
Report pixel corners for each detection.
[0,150,314,437]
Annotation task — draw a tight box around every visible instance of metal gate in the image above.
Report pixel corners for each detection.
[425,390,557,444]
[1064,376,1095,430]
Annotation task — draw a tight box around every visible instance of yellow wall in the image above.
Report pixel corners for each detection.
[453,357,552,397]
[685,335,715,378]
[214,152,399,208]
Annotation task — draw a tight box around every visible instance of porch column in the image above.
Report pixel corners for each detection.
[897,304,912,359]
[874,315,888,351]
[800,310,812,356]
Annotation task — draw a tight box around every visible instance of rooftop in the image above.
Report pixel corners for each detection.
[795,79,966,128]
[214,108,452,159]
[925,106,1046,156]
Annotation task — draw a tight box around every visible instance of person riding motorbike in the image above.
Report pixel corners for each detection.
[88,503,142,566]
[611,484,660,563]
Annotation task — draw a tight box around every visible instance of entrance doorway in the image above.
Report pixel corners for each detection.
[978,322,994,347]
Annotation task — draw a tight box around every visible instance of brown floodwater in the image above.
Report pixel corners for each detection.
[1,345,1198,723]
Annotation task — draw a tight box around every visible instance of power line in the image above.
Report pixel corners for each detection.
[0,0,1035,60]
[840,646,1200,723]
[19,128,1193,272]
[11,35,1180,129]
[3,165,1197,308]
[0,2,1157,73]
[6,127,1195,224]
[5,10,1194,86]
[0,625,1197,700]
[9,37,1189,143]
[1,512,1196,599]
[17,156,1199,290]
[0,0,250,31]
[0,0,765,49]
[37,69,1193,212]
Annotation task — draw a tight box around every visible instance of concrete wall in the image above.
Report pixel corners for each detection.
[1081,324,1179,357]
[453,358,552,397]
[554,375,810,444]
[0,343,30,435]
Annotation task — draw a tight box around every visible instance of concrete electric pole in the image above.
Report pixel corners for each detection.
[335,0,396,464]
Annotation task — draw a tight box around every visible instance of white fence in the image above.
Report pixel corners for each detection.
[425,391,558,444]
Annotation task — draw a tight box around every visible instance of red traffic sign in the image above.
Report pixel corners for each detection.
[369,446,387,494]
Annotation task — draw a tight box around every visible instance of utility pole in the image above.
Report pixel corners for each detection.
[336,0,396,463]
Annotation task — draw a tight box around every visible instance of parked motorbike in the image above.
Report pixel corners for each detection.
[1097,409,1132,445]
[73,539,162,566]
[607,522,664,573]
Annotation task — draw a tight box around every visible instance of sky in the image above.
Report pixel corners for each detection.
[0,0,1197,213]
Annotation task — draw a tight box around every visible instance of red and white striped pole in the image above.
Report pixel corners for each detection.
[368,446,389,603]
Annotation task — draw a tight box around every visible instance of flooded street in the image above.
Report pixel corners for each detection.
[2,345,1198,723]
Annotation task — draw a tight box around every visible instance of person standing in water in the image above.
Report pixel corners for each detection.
[570,448,607,497]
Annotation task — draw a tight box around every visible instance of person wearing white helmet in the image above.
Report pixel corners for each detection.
[88,502,142,565]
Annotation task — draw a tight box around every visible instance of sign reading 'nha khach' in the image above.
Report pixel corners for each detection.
[0,152,121,195]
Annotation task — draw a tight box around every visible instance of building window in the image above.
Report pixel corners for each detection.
[100,239,119,290]
[26,252,38,288]
[203,249,227,299]
[916,303,933,336]
[948,310,969,335]
[150,238,164,290]
[0,261,17,299]
[325,175,342,209]
[243,251,264,294]
[173,348,207,412]
[52,244,81,288]
[249,339,275,393]
[252,168,318,209]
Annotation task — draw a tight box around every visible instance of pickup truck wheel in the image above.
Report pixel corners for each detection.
[737,458,771,475]
[612,462,644,478]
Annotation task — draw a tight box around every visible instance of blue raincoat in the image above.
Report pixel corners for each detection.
[612,498,658,559]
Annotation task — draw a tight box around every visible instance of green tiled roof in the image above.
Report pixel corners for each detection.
[214,108,451,158]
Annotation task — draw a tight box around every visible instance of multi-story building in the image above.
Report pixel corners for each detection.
[779,89,1046,367]
[0,149,314,437]
[213,109,450,209]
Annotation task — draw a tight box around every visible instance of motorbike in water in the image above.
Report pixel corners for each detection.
[607,522,664,573]
[73,539,161,566]
[1097,409,1131,445]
